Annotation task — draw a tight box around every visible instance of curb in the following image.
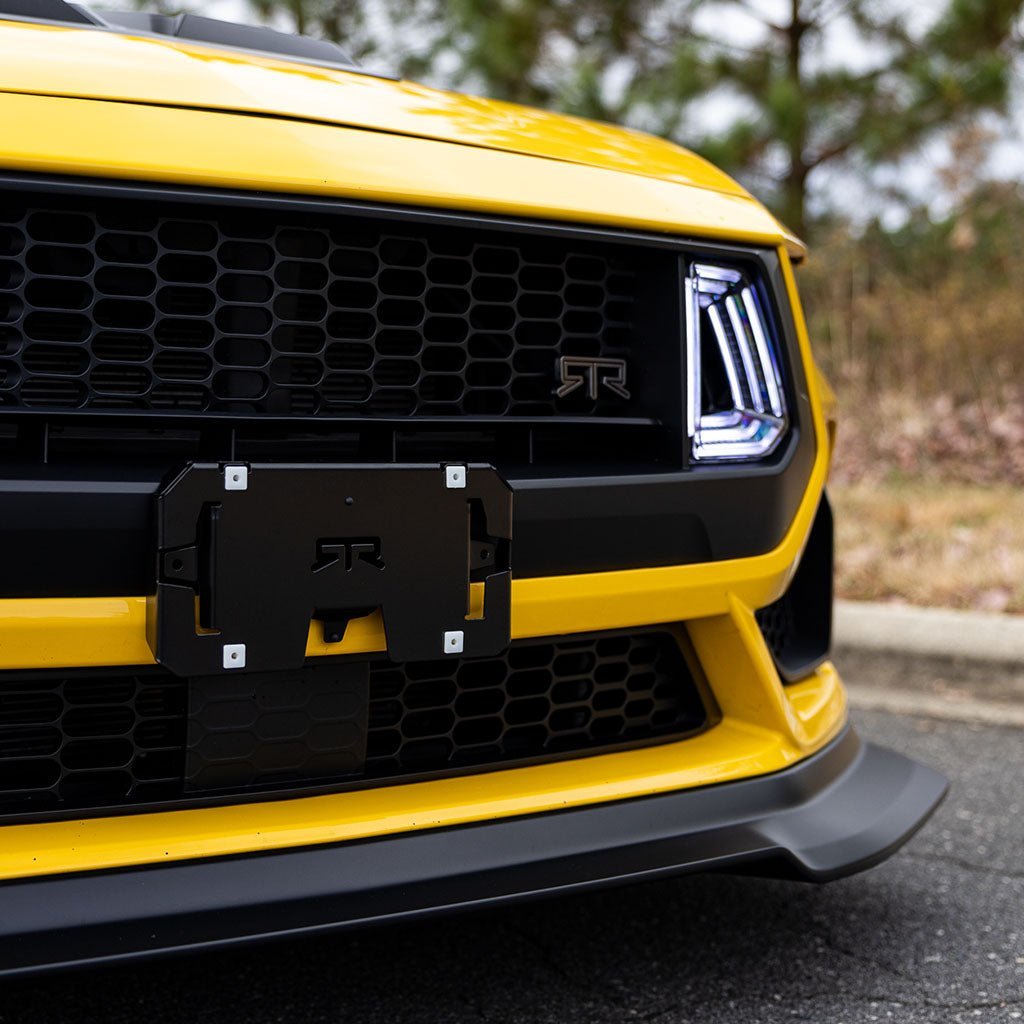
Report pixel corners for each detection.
[834,600,1024,666]
[833,600,1024,711]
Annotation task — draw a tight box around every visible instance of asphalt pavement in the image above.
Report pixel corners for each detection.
[0,707,1020,1023]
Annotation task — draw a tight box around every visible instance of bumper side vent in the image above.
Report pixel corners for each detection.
[756,494,834,682]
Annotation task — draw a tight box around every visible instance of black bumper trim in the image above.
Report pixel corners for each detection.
[0,727,946,977]
[0,172,817,595]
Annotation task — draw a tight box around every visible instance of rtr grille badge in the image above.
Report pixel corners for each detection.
[555,356,630,400]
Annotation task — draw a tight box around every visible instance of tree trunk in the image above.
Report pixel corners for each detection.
[783,0,808,237]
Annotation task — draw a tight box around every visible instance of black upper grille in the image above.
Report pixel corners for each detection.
[0,190,663,420]
[0,630,707,820]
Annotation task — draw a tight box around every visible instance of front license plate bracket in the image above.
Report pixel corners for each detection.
[147,463,512,677]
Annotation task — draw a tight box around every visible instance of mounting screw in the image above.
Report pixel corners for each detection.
[223,643,246,669]
[445,465,466,489]
[224,465,248,491]
[443,630,464,655]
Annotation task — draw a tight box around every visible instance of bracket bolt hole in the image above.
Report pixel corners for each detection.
[171,558,184,573]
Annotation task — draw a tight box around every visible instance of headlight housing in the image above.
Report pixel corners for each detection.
[686,262,788,462]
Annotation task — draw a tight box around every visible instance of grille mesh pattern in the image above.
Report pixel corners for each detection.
[0,672,186,815]
[366,631,704,776]
[755,598,796,666]
[0,631,706,820]
[0,193,642,418]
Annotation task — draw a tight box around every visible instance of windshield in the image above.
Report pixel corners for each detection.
[0,1,360,72]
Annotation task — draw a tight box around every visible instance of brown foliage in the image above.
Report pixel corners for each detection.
[799,199,1024,486]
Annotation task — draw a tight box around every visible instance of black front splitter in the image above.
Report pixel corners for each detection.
[0,727,946,977]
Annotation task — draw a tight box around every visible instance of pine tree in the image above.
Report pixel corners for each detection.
[219,0,1024,236]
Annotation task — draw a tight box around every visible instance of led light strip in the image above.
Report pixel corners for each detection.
[687,263,788,462]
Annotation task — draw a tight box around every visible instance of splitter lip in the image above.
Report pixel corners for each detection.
[0,726,947,978]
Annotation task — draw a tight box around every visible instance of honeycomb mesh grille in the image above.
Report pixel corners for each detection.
[365,630,705,776]
[0,631,706,820]
[0,192,648,419]
[0,672,186,816]
[755,598,796,666]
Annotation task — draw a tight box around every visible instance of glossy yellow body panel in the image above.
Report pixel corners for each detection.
[0,22,839,878]
[0,661,844,882]
[0,19,749,197]
[0,91,796,252]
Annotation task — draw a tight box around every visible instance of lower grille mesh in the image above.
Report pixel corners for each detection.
[0,673,186,815]
[0,630,706,820]
[755,598,797,666]
[366,630,705,776]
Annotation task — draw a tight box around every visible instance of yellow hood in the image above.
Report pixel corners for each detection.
[0,18,804,258]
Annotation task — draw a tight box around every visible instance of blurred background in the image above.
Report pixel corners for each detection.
[133,0,1024,615]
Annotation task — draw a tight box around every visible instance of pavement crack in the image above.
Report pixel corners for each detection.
[902,849,1024,880]
[501,919,641,1013]
[502,922,578,988]
[797,992,1024,1011]
[818,932,916,983]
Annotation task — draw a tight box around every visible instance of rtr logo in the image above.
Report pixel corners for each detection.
[311,538,385,574]
[555,356,630,401]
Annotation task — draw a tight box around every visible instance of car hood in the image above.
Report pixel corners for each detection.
[1,21,743,193]
[0,18,803,256]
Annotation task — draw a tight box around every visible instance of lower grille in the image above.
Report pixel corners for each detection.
[0,629,708,820]
[366,630,704,777]
[0,673,186,816]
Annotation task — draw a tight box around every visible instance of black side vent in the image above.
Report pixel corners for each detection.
[757,494,833,682]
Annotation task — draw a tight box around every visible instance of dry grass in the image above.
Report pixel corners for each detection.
[826,387,1024,488]
[831,480,1024,614]
[800,213,1024,407]
[794,211,1024,613]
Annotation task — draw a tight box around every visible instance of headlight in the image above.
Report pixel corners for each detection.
[686,262,788,462]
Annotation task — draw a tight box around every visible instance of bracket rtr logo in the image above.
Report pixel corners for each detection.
[555,356,631,401]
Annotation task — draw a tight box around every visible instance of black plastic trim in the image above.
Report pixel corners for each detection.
[0,5,388,79]
[0,173,817,587]
[0,451,813,592]
[757,491,834,682]
[0,727,947,977]
[0,2,98,26]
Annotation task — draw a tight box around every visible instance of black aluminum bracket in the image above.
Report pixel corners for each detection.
[146,462,512,677]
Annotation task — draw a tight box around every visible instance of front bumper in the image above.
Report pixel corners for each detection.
[0,725,945,977]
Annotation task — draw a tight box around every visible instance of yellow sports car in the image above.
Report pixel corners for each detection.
[0,2,945,975]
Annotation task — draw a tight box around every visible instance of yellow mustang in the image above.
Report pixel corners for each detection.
[0,3,944,975]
